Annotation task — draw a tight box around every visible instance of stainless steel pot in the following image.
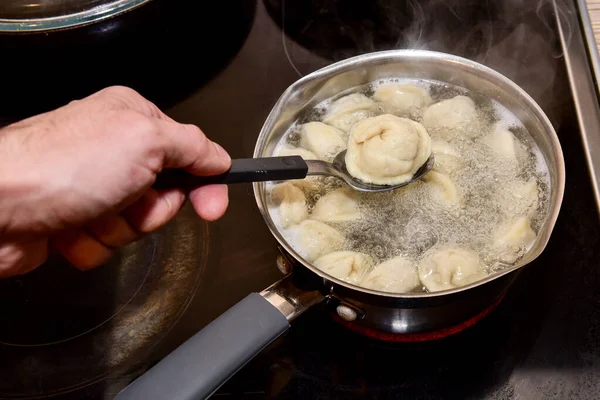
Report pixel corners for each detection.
[115,50,565,400]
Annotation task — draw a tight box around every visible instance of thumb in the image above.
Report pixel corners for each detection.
[154,119,231,176]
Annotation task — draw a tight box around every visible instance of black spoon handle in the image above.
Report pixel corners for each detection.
[153,156,309,190]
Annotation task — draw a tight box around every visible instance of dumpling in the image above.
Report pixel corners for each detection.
[497,178,539,219]
[325,93,375,119]
[311,189,360,222]
[418,247,486,292]
[322,93,376,134]
[299,122,346,161]
[360,256,420,293]
[482,123,525,161]
[313,251,374,284]
[491,217,537,264]
[292,220,345,262]
[275,145,318,160]
[274,146,320,190]
[345,114,432,185]
[372,84,433,116]
[511,179,539,217]
[271,182,308,228]
[430,139,463,174]
[422,95,478,139]
[422,170,459,206]
[324,111,373,138]
[286,176,321,192]
[273,147,320,191]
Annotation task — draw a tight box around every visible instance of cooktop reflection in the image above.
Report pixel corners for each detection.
[2,0,599,399]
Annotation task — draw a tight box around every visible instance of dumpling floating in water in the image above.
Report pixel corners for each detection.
[372,84,433,117]
[430,139,463,174]
[270,182,308,228]
[360,255,420,293]
[423,95,479,139]
[299,122,346,161]
[322,93,376,135]
[481,123,525,163]
[418,247,486,292]
[313,251,374,284]
[422,170,460,206]
[311,189,361,222]
[286,176,322,192]
[274,146,321,189]
[275,145,318,160]
[291,220,345,262]
[496,178,540,219]
[345,114,431,185]
[491,217,537,264]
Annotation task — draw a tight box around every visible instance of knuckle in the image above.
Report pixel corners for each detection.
[116,110,158,137]
[144,101,165,119]
[66,99,81,107]
[94,86,145,111]
[100,85,141,99]
[134,114,160,136]
[190,125,208,152]
[124,115,165,171]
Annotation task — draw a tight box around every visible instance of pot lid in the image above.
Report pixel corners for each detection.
[0,0,150,32]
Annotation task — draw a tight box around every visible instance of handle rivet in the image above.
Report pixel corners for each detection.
[336,305,358,322]
[276,255,293,275]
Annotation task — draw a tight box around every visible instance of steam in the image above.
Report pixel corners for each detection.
[396,0,571,127]
[276,0,572,127]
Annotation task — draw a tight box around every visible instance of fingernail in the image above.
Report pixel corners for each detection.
[166,190,185,212]
[163,193,173,212]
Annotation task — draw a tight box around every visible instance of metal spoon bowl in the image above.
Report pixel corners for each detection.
[306,150,434,192]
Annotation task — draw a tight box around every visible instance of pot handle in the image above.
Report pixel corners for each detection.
[115,275,323,400]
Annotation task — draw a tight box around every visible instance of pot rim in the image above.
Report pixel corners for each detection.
[0,0,150,33]
[253,49,565,299]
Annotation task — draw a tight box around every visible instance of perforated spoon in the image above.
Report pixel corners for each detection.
[153,151,434,193]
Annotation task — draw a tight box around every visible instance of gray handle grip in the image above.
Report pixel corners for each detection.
[115,293,289,400]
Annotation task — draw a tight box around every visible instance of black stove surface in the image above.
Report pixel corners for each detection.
[1,0,599,399]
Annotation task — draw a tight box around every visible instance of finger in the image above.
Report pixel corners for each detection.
[0,240,48,278]
[87,214,140,248]
[52,229,113,271]
[122,188,186,233]
[189,184,229,222]
[153,119,231,175]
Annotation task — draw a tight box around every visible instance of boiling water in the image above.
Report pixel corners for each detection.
[267,78,550,291]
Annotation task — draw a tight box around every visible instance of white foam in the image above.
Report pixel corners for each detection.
[491,99,524,130]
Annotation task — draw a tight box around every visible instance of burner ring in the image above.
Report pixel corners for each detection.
[333,295,505,342]
[0,242,156,347]
[0,203,209,399]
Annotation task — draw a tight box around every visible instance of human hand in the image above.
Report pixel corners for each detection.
[0,86,231,277]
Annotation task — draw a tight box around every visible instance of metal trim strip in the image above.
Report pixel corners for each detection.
[555,0,600,215]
